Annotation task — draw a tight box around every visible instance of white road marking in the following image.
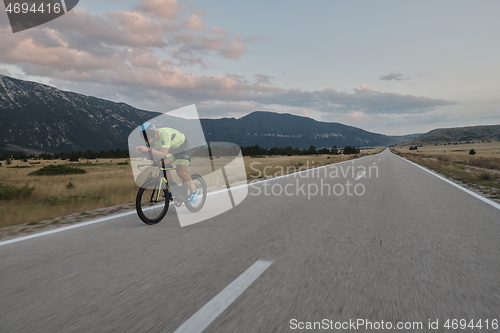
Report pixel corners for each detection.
[397,154,500,211]
[0,210,137,247]
[372,162,377,165]
[173,259,274,333]
[354,172,366,180]
[1,153,384,247]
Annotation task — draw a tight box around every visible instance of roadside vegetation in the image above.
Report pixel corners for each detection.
[244,148,382,180]
[0,147,383,229]
[28,164,87,176]
[0,158,137,228]
[391,141,500,202]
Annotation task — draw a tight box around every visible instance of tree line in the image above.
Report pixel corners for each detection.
[0,148,129,162]
[241,144,360,156]
[0,145,361,161]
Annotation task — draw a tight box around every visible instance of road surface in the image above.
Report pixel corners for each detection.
[1,149,499,332]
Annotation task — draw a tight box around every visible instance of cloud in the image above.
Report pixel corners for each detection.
[185,14,206,30]
[379,73,409,81]
[0,67,11,76]
[238,85,456,115]
[360,83,372,92]
[254,74,273,85]
[0,1,456,118]
[0,1,250,74]
[212,26,228,35]
[134,0,183,19]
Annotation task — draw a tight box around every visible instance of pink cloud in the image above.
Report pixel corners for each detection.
[360,83,373,92]
[185,14,206,30]
[220,38,246,59]
[0,2,454,116]
[212,26,228,35]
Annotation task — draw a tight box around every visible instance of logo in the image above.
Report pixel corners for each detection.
[3,0,79,33]
[128,105,248,227]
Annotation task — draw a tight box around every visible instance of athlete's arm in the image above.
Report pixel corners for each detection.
[136,146,170,158]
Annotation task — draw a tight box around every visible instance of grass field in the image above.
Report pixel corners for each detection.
[0,148,383,228]
[391,141,500,202]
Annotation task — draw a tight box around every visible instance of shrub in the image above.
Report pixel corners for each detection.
[469,149,476,155]
[0,183,35,200]
[478,172,493,181]
[66,181,75,189]
[29,165,86,176]
[117,160,129,165]
[6,158,12,165]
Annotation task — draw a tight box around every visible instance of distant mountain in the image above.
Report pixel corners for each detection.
[1,75,411,153]
[0,75,155,153]
[407,125,500,145]
[201,111,408,149]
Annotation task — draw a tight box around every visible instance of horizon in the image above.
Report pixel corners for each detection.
[2,73,499,138]
[1,1,499,135]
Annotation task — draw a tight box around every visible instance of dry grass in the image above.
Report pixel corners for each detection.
[393,141,500,161]
[0,148,384,228]
[0,159,136,228]
[244,148,383,180]
[391,141,500,201]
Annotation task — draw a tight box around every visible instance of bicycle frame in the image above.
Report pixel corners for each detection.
[138,158,192,203]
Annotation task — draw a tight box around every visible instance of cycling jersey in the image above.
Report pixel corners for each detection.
[154,127,186,149]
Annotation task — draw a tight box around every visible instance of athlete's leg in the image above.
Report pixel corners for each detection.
[176,164,195,193]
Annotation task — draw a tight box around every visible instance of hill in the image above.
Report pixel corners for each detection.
[407,125,500,145]
[0,75,155,153]
[1,75,412,153]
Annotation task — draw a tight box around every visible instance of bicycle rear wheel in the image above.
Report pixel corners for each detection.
[136,178,169,225]
[185,174,207,213]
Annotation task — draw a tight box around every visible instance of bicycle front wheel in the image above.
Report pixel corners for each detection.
[136,178,169,225]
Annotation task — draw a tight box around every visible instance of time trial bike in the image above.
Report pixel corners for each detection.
[135,159,207,225]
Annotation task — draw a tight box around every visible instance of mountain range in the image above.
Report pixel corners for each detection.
[1,75,420,154]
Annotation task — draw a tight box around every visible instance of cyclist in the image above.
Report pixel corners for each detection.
[136,123,199,204]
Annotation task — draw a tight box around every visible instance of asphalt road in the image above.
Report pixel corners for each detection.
[1,149,500,332]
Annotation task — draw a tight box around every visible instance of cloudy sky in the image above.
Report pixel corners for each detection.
[1,0,499,135]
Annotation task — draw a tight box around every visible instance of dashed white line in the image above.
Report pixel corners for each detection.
[354,172,366,180]
[173,259,274,333]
